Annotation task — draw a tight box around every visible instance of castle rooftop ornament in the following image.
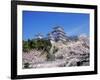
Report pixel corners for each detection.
[35,33,44,39]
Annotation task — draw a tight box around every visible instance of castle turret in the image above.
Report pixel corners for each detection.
[35,33,43,39]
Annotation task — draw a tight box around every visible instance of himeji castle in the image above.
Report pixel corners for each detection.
[35,26,68,42]
[48,26,68,42]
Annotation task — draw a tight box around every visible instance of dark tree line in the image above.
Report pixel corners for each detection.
[23,39,52,52]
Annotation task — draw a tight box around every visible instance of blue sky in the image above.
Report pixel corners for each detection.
[23,11,89,40]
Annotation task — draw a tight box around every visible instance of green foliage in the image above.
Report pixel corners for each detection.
[23,39,52,52]
[53,46,58,54]
[46,46,58,61]
[23,40,30,52]
[24,62,30,68]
